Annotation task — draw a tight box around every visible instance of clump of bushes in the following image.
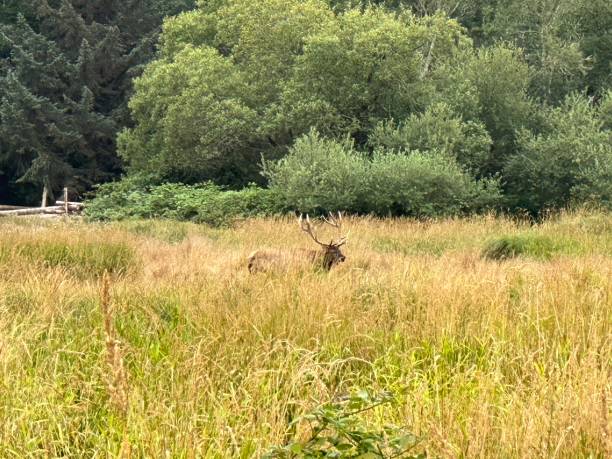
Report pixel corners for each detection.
[86,130,502,224]
[482,234,580,261]
[369,103,493,175]
[86,87,612,223]
[85,176,283,226]
[503,94,612,214]
[264,131,502,217]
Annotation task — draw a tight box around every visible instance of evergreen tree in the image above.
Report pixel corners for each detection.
[0,0,36,25]
[0,0,195,203]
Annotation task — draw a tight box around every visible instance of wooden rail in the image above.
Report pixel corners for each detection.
[0,187,83,218]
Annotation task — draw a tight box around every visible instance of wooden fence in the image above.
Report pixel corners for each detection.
[0,187,83,218]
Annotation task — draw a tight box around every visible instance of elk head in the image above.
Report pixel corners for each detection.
[298,212,348,270]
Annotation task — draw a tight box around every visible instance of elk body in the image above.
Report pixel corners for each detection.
[247,213,347,273]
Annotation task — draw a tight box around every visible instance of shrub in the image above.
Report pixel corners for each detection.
[264,390,423,458]
[482,234,581,261]
[504,93,612,215]
[82,173,159,222]
[365,150,501,217]
[265,131,502,217]
[369,103,492,175]
[85,177,283,226]
[89,130,503,223]
[263,130,369,213]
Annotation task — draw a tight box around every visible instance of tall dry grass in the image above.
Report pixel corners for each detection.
[0,211,610,457]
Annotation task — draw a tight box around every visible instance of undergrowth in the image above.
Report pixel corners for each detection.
[482,234,583,260]
[0,211,609,457]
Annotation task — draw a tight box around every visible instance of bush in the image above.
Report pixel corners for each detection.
[504,93,612,215]
[264,131,502,217]
[369,103,492,175]
[82,173,159,222]
[482,234,581,261]
[263,131,369,213]
[89,130,504,222]
[365,150,501,217]
[85,177,283,226]
[264,390,423,458]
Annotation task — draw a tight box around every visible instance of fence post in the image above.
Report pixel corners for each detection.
[64,187,69,214]
[41,185,48,208]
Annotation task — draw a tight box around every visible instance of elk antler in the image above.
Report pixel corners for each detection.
[335,236,348,247]
[322,212,348,246]
[298,214,326,247]
[322,211,342,230]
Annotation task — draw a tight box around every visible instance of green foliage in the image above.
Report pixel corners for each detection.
[568,0,612,96]
[118,45,260,186]
[121,0,337,185]
[85,177,282,226]
[369,103,492,174]
[0,17,117,200]
[263,132,368,213]
[278,10,468,141]
[600,90,612,130]
[463,45,534,173]
[482,234,582,261]
[0,0,36,25]
[504,93,612,214]
[482,0,611,99]
[121,1,473,184]
[264,390,424,458]
[366,151,501,217]
[0,240,136,277]
[0,0,196,204]
[81,173,159,221]
[4,0,608,218]
[264,131,501,217]
[483,0,589,103]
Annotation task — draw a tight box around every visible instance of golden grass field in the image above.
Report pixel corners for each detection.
[0,211,610,458]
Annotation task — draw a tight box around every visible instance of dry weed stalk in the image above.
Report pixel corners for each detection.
[100,272,129,417]
[599,340,612,457]
[119,434,132,459]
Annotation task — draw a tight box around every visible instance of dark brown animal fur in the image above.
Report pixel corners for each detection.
[247,246,345,273]
[247,213,347,273]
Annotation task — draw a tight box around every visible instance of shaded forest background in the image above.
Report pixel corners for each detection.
[1,0,610,217]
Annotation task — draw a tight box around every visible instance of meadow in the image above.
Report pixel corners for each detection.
[0,211,610,458]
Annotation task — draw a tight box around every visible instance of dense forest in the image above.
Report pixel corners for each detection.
[1,0,610,217]
[0,0,197,203]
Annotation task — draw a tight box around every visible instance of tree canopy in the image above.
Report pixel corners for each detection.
[120,0,535,187]
[0,0,196,203]
[1,0,610,215]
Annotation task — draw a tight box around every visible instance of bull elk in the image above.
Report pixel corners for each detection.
[247,213,348,273]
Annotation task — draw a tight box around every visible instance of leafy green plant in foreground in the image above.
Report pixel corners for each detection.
[265,390,424,458]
